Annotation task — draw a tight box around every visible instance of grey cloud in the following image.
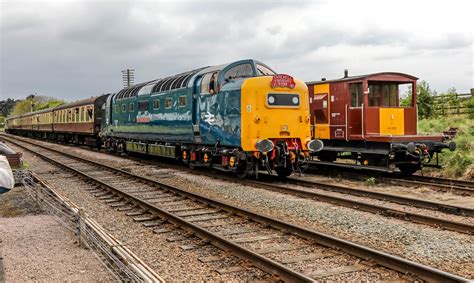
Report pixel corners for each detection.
[1,0,472,101]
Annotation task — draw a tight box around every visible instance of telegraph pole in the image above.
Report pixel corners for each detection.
[26,94,36,112]
[122,69,135,88]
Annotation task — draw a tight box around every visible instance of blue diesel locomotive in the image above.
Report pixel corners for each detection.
[7,59,323,178]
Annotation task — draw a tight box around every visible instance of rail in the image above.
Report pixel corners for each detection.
[3,134,471,282]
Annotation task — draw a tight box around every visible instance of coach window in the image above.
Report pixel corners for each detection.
[153,99,160,110]
[165,98,172,109]
[350,83,363,107]
[178,96,187,108]
[80,107,85,122]
[223,63,254,80]
[122,104,126,112]
[87,108,93,121]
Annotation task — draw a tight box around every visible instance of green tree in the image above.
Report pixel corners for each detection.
[0,98,18,116]
[10,96,65,116]
[400,80,435,119]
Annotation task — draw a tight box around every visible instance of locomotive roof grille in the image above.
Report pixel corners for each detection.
[172,74,187,89]
[116,66,208,99]
[159,77,175,92]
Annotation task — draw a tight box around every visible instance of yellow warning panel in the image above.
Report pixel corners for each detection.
[314,124,330,139]
[379,108,404,135]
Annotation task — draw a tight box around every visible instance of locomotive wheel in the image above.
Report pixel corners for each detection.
[275,165,293,179]
[236,160,250,179]
[398,163,421,176]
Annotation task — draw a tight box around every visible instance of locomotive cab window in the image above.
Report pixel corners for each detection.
[256,64,275,76]
[200,72,218,94]
[223,63,254,80]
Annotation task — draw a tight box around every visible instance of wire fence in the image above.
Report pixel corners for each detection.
[16,170,163,283]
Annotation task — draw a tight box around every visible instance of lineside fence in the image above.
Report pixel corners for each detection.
[433,89,473,116]
[14,170,164,283]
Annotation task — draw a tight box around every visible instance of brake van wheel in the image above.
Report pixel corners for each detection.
[398,163,421,176]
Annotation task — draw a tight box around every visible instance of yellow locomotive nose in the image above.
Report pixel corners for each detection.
[240,76,313,152]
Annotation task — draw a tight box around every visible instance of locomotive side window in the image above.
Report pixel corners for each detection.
[165,98,172,109]
[256,64,275,76]
[223,63,254,80]
[350,83,363,107]
[122,104,126,112]
[153,99,160,110]
[129,102,134,112]
[178,96,187,107]
[138,101,149,111]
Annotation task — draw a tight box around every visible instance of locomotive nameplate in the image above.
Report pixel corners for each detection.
[271,74,296,89]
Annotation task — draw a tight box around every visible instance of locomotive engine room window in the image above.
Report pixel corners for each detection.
[138,101,149,111]
[152,99,160,109]
[256,64,276,76]
[350,83,363,107]
[178,96,187,107]
[165,98,172,109]
[223,63,254,80]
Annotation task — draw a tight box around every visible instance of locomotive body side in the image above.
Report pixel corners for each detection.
[102,59,322,177]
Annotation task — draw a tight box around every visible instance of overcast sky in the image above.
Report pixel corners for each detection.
[1,0,472,101]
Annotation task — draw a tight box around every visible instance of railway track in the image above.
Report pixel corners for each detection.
[3,134,473,235]
[307,160,474,196]
[2,135,470,282]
